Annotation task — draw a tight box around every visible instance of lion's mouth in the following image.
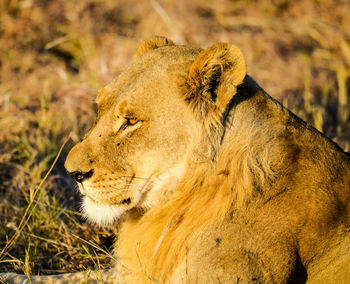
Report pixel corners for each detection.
[82,190,134,207]
[84,194,133,208]
[78,183,134,206]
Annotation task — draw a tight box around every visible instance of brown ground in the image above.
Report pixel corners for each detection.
[0,0,349,276]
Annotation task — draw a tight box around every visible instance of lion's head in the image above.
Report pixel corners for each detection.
[64,36,246,225]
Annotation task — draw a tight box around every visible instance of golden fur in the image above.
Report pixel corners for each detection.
[63,37,350,283]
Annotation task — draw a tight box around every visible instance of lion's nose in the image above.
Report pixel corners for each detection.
[68,169,94,183]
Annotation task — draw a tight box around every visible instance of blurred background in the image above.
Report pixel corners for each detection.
[0,0,349,275]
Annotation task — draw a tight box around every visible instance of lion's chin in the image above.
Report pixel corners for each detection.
[81,196,126,226]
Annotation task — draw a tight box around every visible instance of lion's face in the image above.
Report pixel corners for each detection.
[65,37,246,225]
[65,46,201,225]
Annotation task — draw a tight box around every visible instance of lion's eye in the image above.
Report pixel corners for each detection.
[120,117,140,131]
[125,118,138,126]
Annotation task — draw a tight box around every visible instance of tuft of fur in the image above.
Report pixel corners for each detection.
[81,196,125,226]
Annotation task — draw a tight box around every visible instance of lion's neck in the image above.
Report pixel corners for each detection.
[137,162,188,211]
[116,161,231,281]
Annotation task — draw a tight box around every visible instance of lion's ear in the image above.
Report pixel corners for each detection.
[185,43,246,117]
[134,36,175,58]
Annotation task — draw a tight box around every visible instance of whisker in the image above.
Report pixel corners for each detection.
[119,176,148,180]
[86,189,115,193]
[87,187,135,192]
[139,176,153,193]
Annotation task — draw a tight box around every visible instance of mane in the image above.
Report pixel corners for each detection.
[117,83,284,281]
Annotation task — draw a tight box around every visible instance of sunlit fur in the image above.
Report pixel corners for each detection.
[82,196,125,225]
[63,37,350,283]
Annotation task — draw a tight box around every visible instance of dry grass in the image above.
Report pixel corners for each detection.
[0,0,349,276]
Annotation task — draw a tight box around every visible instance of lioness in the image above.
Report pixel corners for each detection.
[3,37,350,283]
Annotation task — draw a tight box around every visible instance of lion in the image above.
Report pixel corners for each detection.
[2,36,350,283]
